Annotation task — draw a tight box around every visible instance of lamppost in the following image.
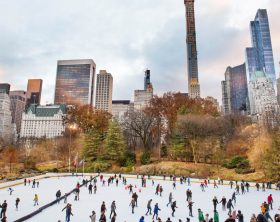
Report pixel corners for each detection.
[68,124,77,173]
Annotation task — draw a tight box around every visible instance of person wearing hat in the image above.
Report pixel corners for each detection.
[198,209,205,222]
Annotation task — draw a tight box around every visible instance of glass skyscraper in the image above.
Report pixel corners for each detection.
[221,64,248,114]
[54,59,96,106]
[246,9,276,84]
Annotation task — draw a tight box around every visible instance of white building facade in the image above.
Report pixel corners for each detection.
[0,93,13,143]
[20,104,66,139]
[95,70,113,113]
[112,100,133,119]
[249,71,279,127]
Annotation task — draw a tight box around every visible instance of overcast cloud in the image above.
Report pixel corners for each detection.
[0,0,279,104]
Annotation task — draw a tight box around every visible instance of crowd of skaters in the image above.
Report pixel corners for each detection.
[0,173,280,222]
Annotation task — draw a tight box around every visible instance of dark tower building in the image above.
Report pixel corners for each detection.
[184,0,200,98]
[144,69,151,90]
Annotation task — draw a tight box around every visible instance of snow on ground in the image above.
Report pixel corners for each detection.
[0,174,279,222]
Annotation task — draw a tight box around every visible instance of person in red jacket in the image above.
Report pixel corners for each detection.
[267,194,273,210]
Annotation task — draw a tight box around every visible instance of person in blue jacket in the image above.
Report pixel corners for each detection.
[152,203,161,220]
[139,216,145,222]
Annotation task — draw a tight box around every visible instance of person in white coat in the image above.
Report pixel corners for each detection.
[89,211,96,222]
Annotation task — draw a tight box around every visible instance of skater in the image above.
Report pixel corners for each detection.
[173,182,176,189]
[100,201,106,214]
[214,210,219,222]
[198,209,204,222]
[166,192,173,207]
[212,196,219,211]
[0,201,7,218]
[145,199,152,215]
[267,194,273,210]
[94,185,97,194]
[33,194,39,206]
[152,203,161,220]
[187,201,194,217]
[171,201,178,217]
[213,180,218,188]
[90,211,96,222]
[220,196,227,211]
[56,190,62,203]
[15,198,20,210]
[231,192,236,205]
[159,186,163,197]
[8,187,14,195]
[64,193,68,204]
[229,181,234,189]
[32,179,36,188]
[129,198,136,214]
[89,183,93,194]
[62,204,73,222]
[200,182,205,192]
[237,210,244,222]
[139,216,145,222]
[250,214,257,222]
[226,199,234,215]
[256,183,260,191]
[245,182,250,192]
[225,215,235,222]
[132,192,138,207]
[24,178,27,186]
[110,201,116,218]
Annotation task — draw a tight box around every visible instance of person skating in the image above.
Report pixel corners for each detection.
[213,180,218,188]
[62,203,73,222]
[171,201,178,217]
[129,198,136,214]
[132,192,138,207]
[212,196,219,211]
[89,211,96,222]
[94,185,97,194]
[24,178,27,186]
[256,213,267,222]
[159,186,163,196]
[155,184,160,195]
[264,211,273,221]
[15,198,20,210]
[1,216,7,222]
[101,201,106,213]
[245,182,250,192]
[166,218,172,222]
[152,203,161,220]
[146,199,152,215]
[232,192,236,205]
[8,187,14,195]
[237,210,244,222]
[198,209,204,222]
[231,210,237,220]
[0,201,7,219]
[166,192,173,207]
[226,199,234,215]
[139,216,145,222]
[33,194,39,206]
[267,194,273,210]
[64,193,68,204]
[205,213,209,222]
[220,196,226,211]
[110,201,116,218]
[56,190,62,203]
[256,183,260,191]
[187,200,194,217]
[89,183,93,194]
[229,181,234,189]
[214,210,219,222]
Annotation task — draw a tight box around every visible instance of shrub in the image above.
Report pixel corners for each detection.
[140,151,151,165]
[85,161,111,172]
[235,168,255,174]
[118,152,136,167]
[223,156,250,169]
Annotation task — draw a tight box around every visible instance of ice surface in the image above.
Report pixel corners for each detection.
[0,174,279,222]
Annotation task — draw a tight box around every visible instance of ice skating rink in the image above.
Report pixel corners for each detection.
[0,174,279,221]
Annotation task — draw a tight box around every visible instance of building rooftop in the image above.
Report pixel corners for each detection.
[27,104,66,117]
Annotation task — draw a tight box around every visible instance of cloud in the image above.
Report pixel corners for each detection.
[0,0,279,105]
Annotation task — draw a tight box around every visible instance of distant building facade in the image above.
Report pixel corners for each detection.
[26,79,43,107]
[95,70,113,113]
[10,91,27,134]
[249,70,279,127]
[221,64,248,115]
[277,77,280,105]
[205,96,220,112]
[20,104,66,138]
[0,88,13,143]
[112,100,133,119]
[0,84,11,95]
[54,59,96,106]
[246,9,276,84]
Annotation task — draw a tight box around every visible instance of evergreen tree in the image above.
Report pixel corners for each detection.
[105,119,126,160]
[83,129,104,161]
[264,137,280,181]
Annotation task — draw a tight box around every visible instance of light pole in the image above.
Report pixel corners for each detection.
[68,124,77,173]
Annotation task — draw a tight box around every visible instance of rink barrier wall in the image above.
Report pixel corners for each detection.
[13,174,98,222]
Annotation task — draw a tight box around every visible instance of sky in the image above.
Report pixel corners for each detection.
[0,0,279,104]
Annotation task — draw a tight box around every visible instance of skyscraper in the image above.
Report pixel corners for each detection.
[54,59,96,106]
[26,79,43,107]
[184,0,200,98]
[246,9,276,84]
[95,70,113,113]
[221,64,248,115]
[144,70,151,90]
[10,91,27,134]
[0,84,11,95]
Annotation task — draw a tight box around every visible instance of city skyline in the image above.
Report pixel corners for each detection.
[0,0,280,104]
